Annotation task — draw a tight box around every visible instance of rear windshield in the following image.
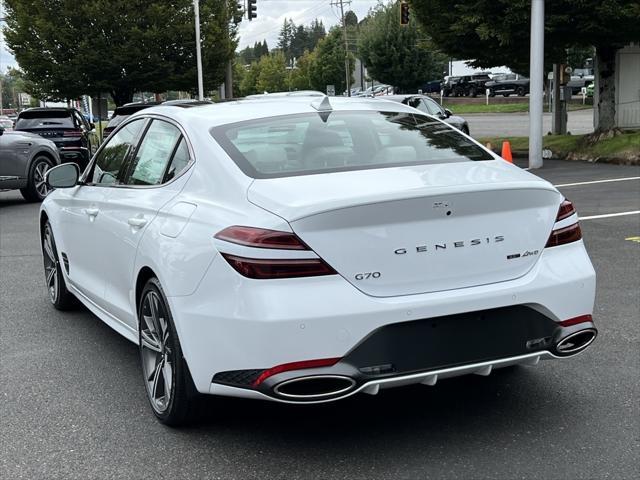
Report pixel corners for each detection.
[16,111,74,129]
[211,111,492,179]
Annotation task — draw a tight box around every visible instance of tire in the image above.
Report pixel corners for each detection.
[21,155,54,202]
[516,87,526,97]
[42,221,77,310]
[503,93,510,97]
[488,90,496,98]
[139,278,200,426]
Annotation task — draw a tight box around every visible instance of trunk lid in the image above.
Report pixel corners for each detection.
[248,161,561,297]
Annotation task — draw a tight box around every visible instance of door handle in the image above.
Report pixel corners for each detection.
[85,207,99,217]
[128,217,147,228]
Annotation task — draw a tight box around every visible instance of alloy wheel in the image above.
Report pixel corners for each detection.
[140,291,174,414]
[42,225,58,303]
[34,161,51,198]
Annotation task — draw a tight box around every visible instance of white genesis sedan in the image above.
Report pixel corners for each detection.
[40,96,597,425]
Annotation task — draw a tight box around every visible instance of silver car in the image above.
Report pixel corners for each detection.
[0,125,61,202]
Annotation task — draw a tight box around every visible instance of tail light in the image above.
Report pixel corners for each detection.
[215,226,309,250]
[63,130,83,137]
[216,226,336,279]
[253,358,341,386]
[546,199,582,247]
[221,254,336,279]
[556,199,576,221]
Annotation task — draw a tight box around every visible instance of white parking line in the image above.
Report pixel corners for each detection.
[555,176,640,188]
[579,211,640,221]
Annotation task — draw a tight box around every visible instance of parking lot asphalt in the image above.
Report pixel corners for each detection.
[1,159,639,480]
[467,109,594,138]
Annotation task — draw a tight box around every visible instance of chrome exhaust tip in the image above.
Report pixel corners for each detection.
[556,328,597,356]
[274,375,356,400]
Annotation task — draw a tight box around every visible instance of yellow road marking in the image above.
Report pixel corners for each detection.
[625,236,640,243]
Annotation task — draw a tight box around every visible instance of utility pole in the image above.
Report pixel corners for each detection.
[528,0,545,169]
[193,0,204,100]
[332,0,351,96]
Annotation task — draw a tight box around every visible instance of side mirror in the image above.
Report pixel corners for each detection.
[46,163,80,189]
[0,126,4,136]
[444,108,453,118]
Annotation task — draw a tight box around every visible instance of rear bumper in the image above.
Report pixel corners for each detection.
[209,351,563,404]
[167,240,596,398]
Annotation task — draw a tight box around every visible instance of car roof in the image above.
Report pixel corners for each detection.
[135,95,418,128]
[17,107,79,118]
[18,107,76,115]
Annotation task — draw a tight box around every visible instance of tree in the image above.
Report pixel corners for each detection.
[288,50,316,91]
[308,27,354,94]
[308,19,327,51]
[256,52,288,93]
[1,68,29,109]
[358,2,446,93]
[4,0,237,106]
[343,10,358,27]
[277,18,296,61]
[408,0,639,132]
[240,61,261,96]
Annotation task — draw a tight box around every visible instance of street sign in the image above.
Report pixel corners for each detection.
[326,85,336,96]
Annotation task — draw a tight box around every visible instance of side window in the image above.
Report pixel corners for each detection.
[89,119,145,185]
[409,98,426,113]
[164,138,191,183]
[126,120,181,186]
[423,98,444,116]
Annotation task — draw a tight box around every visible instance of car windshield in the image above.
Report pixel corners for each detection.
[15,111,74,129]
[211,111,493,179]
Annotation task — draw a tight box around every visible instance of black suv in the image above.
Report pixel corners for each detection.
[102,102,161,141]
[102,100,212,141]
[15,108,96,170]
[442,76,462,97]
[456,73,492,97]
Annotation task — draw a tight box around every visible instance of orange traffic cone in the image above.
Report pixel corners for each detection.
[501,141,513,163]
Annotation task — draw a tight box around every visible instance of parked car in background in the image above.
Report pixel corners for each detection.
[0,116,14,131]
[0,125,60,201]
[568,68,594,95]
[102,100,212,141]
[102,102,161,141]
[486,74,530,97]
[442,76,461,97]
[420,80,443,94]
[456,73,492,97]
[373,85,394,96]
[15,108,96,170]
[385,94,470,135]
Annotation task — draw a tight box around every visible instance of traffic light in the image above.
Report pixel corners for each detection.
[233,1,243,24]
[400,1,410,26]
[247,0,257,21]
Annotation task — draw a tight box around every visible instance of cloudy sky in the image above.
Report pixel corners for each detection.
[237,0,380,49]
[0,1,383,71]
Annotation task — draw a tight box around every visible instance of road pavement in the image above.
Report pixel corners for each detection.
[1,159,639,479]
[467,108,594,138]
